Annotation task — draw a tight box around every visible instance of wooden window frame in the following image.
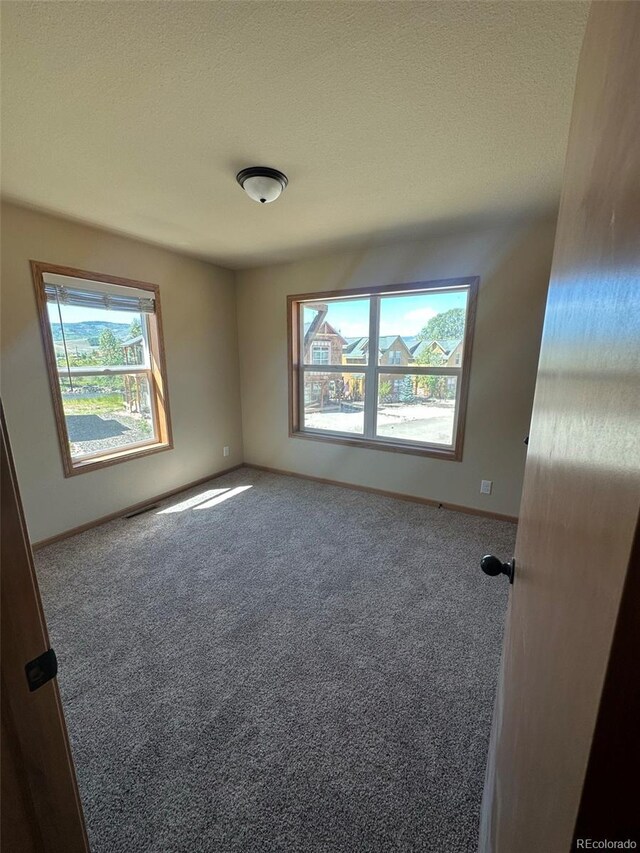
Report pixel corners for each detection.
[287,277,478,461]
[31,261,173,477]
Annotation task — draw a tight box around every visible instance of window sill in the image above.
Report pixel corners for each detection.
[64,440,173,477]
[290,429,461,461]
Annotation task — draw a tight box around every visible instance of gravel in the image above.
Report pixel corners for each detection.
[65,413,153,456]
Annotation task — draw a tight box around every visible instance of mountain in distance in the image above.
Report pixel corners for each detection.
[50,321,132,344]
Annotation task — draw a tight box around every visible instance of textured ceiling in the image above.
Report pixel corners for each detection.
[1,1,589,269]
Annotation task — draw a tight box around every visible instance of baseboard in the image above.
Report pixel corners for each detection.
[244,463,519,524]
[31,464,244,550]
[32,460,517,550]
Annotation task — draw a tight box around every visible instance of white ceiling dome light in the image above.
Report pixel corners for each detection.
[236,166,288,204]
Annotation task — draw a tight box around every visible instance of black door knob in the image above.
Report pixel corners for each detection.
[481,555,515,584]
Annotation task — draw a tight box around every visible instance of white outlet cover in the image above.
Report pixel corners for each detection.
[223,446,230,457]
[480,479,493,495]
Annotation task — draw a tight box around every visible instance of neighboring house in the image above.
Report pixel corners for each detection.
[342,335,413,400]
[122,334,144,366]
[303,319,350,410]
[122,335,151,416]
[377,336,413,399]
[305,323,463,407]
[343,337,368,365]
[446,340,463,367]
[344,335,462,367]
[303,320,347,365]
[378,336,412,366]
[408,338,462,366]
[408,338,463,398]
[342,335,412,366]
[402,335,420,353]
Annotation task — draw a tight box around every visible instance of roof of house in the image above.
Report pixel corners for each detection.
[434,338,461,354]
[343,336,368,357]
[408,339,431,359]
[122,335,144,347]
[303,320,347,344]
[378,335,409,353]
[410,337,461,357]
[403,335,421,352]
[344,335,412,358]
[306,326,462,360]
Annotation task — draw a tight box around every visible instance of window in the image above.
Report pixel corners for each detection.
[311,342,330,365]
[32,262,172,476]
[288,278,478,460]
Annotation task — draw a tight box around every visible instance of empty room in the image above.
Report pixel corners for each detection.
[1,2,638,852]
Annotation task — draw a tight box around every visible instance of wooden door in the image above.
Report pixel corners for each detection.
[479,3,640,851]
[1,403,89,852]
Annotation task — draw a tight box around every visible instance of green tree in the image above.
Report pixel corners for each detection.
[99,329,124,365]
[128,317,142,338]
[379,380,392,402]
[67,349,100,368]
[416,345,446,399]
[418,307,465,342]
[416,344,445,370]
[420,374,449,399]
[400,375,414,403]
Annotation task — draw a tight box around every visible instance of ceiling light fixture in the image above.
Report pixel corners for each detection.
[236,166,288,204]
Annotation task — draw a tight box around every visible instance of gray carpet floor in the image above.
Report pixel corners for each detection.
[35,468,514,853]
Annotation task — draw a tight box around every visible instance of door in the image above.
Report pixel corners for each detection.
[1,403,89,852]
[479,3,640,851]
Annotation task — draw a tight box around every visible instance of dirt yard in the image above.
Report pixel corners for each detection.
[305,400,455,445]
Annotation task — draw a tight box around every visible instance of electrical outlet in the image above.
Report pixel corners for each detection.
[480,479,492,495]
[223,446,230,457]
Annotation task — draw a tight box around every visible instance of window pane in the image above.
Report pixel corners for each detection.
[303,372,365,435]
[301,298,370,366]
[310,342,330,365]
[377,374,457,446]
[47,302,146,369]
[378,289,468,367]
[59,374,156,459]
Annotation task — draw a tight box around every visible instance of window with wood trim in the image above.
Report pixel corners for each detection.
[32,262,172,476]
[288,278,478,460]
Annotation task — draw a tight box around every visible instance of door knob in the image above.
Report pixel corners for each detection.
[481,555,515,584]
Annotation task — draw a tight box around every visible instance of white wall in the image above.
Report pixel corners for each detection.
[236,217,557,518]
[0,202,243,542]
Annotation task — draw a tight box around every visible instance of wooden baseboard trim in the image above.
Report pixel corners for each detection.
[244,463,518,524]
[32,460,517,550]
[31,464,244,550]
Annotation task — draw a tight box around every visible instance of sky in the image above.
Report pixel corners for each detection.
[50,288,468,340]
[304,290,467,338]
[47,302,136,326]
